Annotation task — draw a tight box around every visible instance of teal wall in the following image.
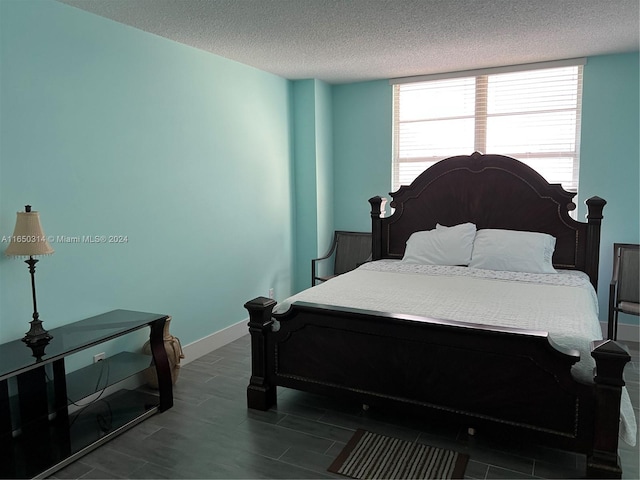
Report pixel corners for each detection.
[292,81,318,293]
[1,0,637,355]
[330,53,640,326]
[332,80,393,231]
[291,79,333,292]
[314,80,334,275]
[580,52,640,324]
[0,0,294,353]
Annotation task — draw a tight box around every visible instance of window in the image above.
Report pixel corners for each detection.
[392,60,584,196]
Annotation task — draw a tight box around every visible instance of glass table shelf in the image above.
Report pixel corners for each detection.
[0,310,173,479]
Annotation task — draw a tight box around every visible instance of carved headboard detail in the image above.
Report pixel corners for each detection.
[369,152,606,288]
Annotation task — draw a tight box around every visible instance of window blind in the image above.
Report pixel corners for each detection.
[392,62,584,194]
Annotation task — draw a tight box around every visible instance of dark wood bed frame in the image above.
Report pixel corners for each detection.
[245,152,631,478]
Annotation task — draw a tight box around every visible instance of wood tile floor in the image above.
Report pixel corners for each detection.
[52,336,640,479]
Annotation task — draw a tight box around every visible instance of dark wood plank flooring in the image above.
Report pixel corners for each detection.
[52,336,640,479]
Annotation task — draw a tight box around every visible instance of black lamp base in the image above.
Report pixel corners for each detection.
[21,256,53,346]
[22,319,53,345]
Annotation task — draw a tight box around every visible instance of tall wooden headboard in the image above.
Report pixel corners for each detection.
[369,152,606,289]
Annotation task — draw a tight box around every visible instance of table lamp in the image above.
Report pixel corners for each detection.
[5,205,55,345]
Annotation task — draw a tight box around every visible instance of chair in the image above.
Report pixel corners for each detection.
[312,231,372,286]
[608,243,639,339]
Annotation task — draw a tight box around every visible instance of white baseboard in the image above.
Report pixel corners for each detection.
[67,373,146,416]
[600,321,640,343]
[186,319,637,362]
[65,317,633,418]
[59,319,249,423]
[181,318,249,365]
[615,323,640,343]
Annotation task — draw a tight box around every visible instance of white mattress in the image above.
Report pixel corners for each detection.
[276,260,637,446]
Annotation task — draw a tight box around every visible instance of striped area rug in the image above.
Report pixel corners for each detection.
[328,429,469,480]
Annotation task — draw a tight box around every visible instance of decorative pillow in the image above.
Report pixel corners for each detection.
[402,222,476,266]
[469,229,557,274]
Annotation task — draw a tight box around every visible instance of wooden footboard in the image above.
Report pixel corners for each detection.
[245,297,630,479]
[246,154,625,476]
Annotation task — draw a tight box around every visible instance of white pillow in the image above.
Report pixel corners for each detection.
[469,229,557,274]
[402,222,476,266]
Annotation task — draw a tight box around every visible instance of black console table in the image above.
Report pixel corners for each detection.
[0,310,173,479]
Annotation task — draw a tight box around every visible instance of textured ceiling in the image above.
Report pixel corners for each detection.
[58,0,639,84]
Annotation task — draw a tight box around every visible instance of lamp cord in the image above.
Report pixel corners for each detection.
[44,356,110,409]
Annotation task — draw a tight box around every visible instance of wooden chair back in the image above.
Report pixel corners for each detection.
[608,243,639,339]
[312,231,371,285]
[333,231,372,276]
[617,244,639,304]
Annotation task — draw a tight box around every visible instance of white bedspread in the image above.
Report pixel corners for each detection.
[276,260,637,446]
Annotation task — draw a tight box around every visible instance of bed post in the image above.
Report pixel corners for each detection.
[585,196,606,290]
[245,297,277,411]
[587,340,631,479]
[369,196,385,260]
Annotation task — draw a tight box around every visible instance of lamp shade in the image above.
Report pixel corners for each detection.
[5,207,54,257]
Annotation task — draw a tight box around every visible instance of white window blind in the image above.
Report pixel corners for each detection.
[392,61,584,194]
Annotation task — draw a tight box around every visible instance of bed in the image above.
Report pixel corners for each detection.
[245,152,635,478]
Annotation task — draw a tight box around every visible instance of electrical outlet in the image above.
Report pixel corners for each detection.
[93,352,105,363]
[268,288,274,299]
